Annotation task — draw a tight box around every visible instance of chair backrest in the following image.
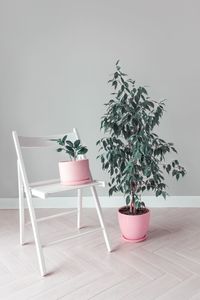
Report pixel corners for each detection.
[12,128,87,189]
[13,128,80,148]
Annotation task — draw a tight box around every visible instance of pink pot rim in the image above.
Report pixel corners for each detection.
[59,159,88,164]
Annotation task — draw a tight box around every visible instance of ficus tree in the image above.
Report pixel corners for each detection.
[97,61,186,215]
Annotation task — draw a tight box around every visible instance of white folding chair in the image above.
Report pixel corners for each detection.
[12,128,111,276]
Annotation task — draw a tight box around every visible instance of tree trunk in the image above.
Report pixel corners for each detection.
[130,181,137,215]
[130,195,135,215]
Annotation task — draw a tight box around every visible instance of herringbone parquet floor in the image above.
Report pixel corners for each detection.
[0,208,200,300]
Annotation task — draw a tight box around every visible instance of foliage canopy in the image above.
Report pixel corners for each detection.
[51,135,88,160]
[97,61,186,214]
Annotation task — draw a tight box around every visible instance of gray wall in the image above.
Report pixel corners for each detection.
[0,0,199,197]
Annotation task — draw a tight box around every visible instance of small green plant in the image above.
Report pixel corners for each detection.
[51,135,88,160]
[97,61,186,215]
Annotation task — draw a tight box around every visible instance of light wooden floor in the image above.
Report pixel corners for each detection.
[0,208,200,299]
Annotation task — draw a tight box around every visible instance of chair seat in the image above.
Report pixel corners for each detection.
[30,179,105,199]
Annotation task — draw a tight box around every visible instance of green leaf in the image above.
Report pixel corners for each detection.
[156,190,162,197]
[65,146,73,152]
[101,156,105,163]
[109,188,113,196]
[166,164,171,173]
[65,140,73,147]
[114,72,118,79]
[77,147,88,155]
[104,162,109,169]
[141,87,148,95]
[181,170,186,176]
[62,135,68,144]
[102,140,107,149]
[74,140,80,148]
[142,186,146,192]
[112,81,117,89]
[56,148,63,152]
[58,138,64,146]
[172,169,176,176]
[171,147,177,153]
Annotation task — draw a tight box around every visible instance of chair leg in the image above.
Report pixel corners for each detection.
[90,186,112,252]
[18,161,25,245]
[25,191,46,276]
[77,189,82,229]
[19,186,25,245]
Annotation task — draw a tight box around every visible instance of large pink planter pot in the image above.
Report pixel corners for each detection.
[58,159,92,185]
[118,207,150,242]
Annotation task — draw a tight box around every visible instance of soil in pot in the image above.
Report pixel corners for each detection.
[119,206,149,216]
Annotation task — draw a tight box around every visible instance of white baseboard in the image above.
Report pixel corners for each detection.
[0,196,200,209]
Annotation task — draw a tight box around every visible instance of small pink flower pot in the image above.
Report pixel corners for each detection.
[118,207,150,242]
[58,159,92,185]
